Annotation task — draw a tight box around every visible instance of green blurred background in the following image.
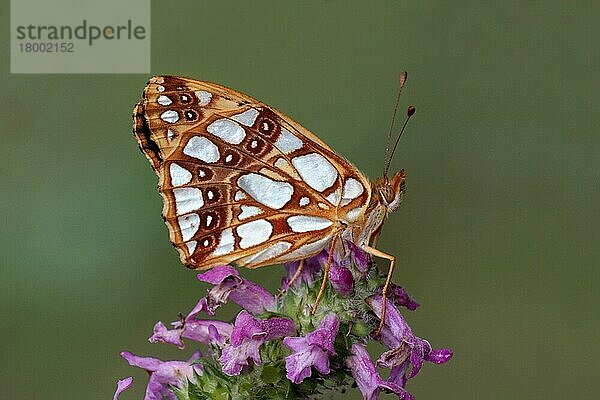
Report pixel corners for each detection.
[2,1,599,399]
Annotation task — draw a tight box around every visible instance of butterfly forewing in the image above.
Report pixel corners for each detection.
[134,76,371,269]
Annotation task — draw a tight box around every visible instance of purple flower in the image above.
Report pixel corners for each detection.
[282,250,326,290]
[120,351,203,400]
[149,317,233,349]
[377,283,420,311]
[367,295,452,384]
[196,265,276,315]
[329,261,354,297]
[284,248,354,296]
[113,376,133,400]
[219,310,296,375]
[345,240,371,273]
[283,313,340,384]
[346,343,413,400]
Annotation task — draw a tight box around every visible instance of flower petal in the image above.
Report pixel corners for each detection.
[388,363,409,388]
[229,279,276,314]
[345,240,371,273]
[408,345,425,378]
[120,351,202,400]
[197,265,240,284]
[183,319,233,346]
[283,313,339,384]
[120,351,163,372]
[424,348,453,364]
[346,343,413,400]
[219,311,295,376]
[366,295,412,349]
[282,251,326,289]
[368,295,453,385]
[285,350,322,384]
[386,284,420,311]
[329,263,354,297]
[149,317,234,349]
[377,342,411,369]
[196,265,276,314]
[149,321,185,349]
[113,376,133,400]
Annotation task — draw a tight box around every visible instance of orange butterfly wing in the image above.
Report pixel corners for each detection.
[133,76,371,270]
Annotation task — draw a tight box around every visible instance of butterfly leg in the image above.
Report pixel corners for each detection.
[311,234,340,314]
[284,259,305,292]
[277,260,307,298]
[362,245,396,336]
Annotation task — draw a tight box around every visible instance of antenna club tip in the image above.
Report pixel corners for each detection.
[407,105,416,116]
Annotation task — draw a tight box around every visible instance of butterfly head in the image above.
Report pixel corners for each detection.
[374,169,406,214]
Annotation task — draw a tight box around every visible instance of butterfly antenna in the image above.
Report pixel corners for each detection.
[383,71,408,178]
[383,105,416,178]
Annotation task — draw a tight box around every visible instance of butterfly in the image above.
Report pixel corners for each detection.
[133,74,414,333]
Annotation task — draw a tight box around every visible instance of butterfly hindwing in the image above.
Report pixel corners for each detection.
[134,76,371,269]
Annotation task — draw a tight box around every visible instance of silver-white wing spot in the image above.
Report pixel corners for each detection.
[207,119,246,144]
[287,215,334,233]
[195,90,212,106]
[282,235,332,261]
[186,240,197,255]
[299,197,310,207]
[183,136,220,163]
[275,127,303,154]
[239,241,292,265]
[157,85,165,92]
[326,189,341,206]
[167,129,175,140]
[170,163,192,186]
[231,109,259,127]
[291,153,338,192]
[157,95,172,106]
[341,178,364,205]
[236,219,273,249]
[178,213,200,241]
[160,110,179,123]
[237,173,293,209]
[239,205,263,220]
[274,158,301,180]
[235,191,246,201]
[213,228,235,256]
[345,207,363,223]
[173,187,204,215]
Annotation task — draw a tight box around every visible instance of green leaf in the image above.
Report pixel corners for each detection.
[260,364,282,384]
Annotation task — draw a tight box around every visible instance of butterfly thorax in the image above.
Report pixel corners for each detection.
[354,170,406,246]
